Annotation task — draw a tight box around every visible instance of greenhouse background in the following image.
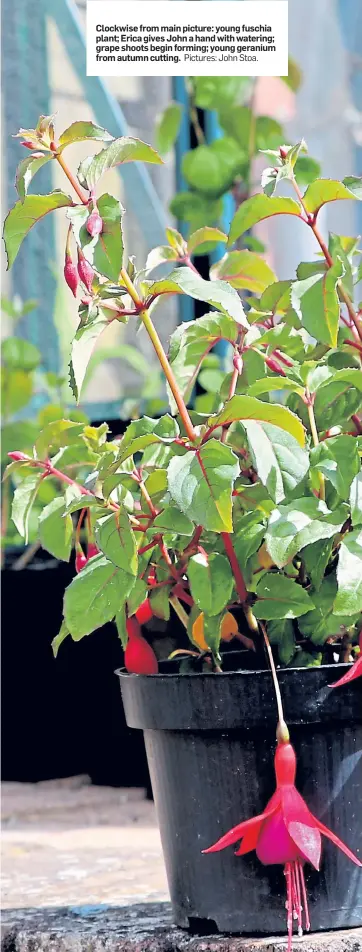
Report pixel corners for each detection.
[2,0,362,421]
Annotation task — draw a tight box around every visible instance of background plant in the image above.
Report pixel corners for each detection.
[3,114,362,670]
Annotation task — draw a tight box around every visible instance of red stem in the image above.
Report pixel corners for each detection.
[221,532,248,603]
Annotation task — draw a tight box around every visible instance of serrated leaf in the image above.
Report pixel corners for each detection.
[11,473,43,542]
[15,154,53,201]
[58,121,113,152]
[291,258,344,347]
[167,313,238,411]
[254,573,314,619]
[248,377,304,398]
[310,436,360,499]
[188,552,233,616]
[117,415,179,463]
[145,245,178,271]
[210,395,305,446]
[265,498,346,568]
[350,472,362,527]
[153,506,194,536]
[303,178,362,215]
[70,311,110,401]
[148,267,248,328]
[210,250,276,294]
[39,496,73,561]
[241,421,309,504]
[155,102,182,155]
[64,554,134,640]
[188,227,227,256]
[35,419,85,459]
[79,137,162,191]
[228,195,301,247]
[95,510,137,575]
[3,191,73,268]
[334,530,362,616]
[168,440,239,533]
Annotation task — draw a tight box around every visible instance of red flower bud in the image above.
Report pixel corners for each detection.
[75,551,88,573]
[279,146,288,159]
[233,353,243,375]
[64,252,79,298]
[21,141,36,149]
[77,248,95,293]
[273,349,294,368]
[125,617,158,674]
[86,209,103,237]
[135,598,153,625]
[87,542,99,560]
[265,356,287,376]
[8,451,29,461]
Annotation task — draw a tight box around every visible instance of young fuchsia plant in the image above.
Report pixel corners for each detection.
[3,116,362,943]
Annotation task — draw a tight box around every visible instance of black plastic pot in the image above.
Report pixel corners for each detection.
[118,659,362,935]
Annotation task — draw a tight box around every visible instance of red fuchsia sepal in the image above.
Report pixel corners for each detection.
[265,355,287,376]
[203,741,361,950]
[64,252,79,297]
[124,616,158,674]
[135,598,154,625]
[87,542,99,560]
[21,141,36,149]
[8,451,30,462]
[75,550,88,573]
[329,634,362,688]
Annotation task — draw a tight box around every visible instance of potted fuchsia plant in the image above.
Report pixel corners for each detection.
[3,115,362,947]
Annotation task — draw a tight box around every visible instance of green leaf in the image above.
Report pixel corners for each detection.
[3,191,73,268]
[64,554,135,640]
[313,369,362,430]
[193,77,248,110]
[1,337,41,371]
[64,496,103,515]
[115,605,128,647]
[268,618,296,664]
[1,421,38,462]
[155,102,182,155]
[117,414,179,463]
[70,311,110,401]
[15,154,53,201]
[153,506,194,536]
[182,139,244,198]
[265,498,346,568]
[39,496,73,561]
[299,574,358,643]
[51,621,70,658]
[169,191,223,229]
[203,612,224,657]
[350,472,362,527]
[79,137,162,191]
[148,267,248,328]
[188,552,233,616]
[168,439,239,533]
[95,510,137,575]
[241,421,309,504]
[68,194,124,281]
[150,586,171,621]
[188,227,227,256]
[301,538,334,591]
[210,251,276,294]
[253,573,314,619]
[1,368,33,415]
[294,156,321,187]
[291,258,344,347]
[303,178,362,215]
[167,313,238,411]
[58,121,113,152]
[211,395,306,446]
[146,245,178,271]
[228,195,301,247]
[35,419,85,458]
[248,377,304,398]
[310,436,360,499]
[12,473,43,542]
[334,530,362,616]
[127,579,148,617]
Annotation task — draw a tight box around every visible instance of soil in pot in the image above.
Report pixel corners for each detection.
[118,654,362,935]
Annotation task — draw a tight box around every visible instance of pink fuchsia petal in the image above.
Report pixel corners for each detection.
[202,795,280,854]
[288,821,321,870]
[256,810,300,865]
[329,656,362,689]
[313,816,362,867]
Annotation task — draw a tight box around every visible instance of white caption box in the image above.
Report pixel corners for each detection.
[87,1,288,78]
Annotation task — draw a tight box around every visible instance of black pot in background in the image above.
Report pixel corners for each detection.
[119,659,362,935]
[1,547,149,787]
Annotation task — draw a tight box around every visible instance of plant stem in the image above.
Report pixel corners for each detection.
[139,480,158,518]
[190,104,205,145]
[12,540,41,571]
[55,151,88,204]
[259,621,289,741]
[305,390,325,501]
[169,594,189,629]
[292,176,362,344]
[221,532,248,603]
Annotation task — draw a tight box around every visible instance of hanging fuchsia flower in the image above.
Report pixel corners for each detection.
[329,633,362,689]
[203,741,361,950]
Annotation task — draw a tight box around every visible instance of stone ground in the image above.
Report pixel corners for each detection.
[1,776,168,909]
